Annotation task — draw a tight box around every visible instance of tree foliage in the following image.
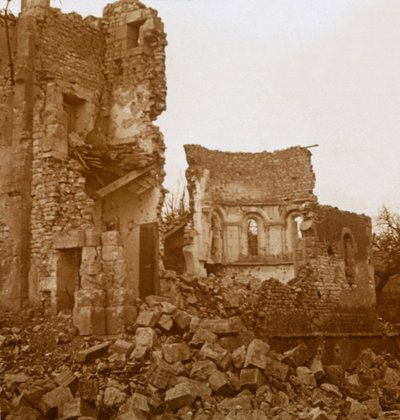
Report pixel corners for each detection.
[374,206,400,292]
[162,181,189,227]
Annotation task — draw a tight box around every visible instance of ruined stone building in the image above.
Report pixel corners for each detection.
[0,0,167,334]
[179,145,379,335]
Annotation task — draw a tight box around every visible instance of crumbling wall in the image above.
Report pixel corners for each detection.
[0,13,34,309]
[28,8,106,309]
[0,0,168,320]
[185,145,315,204]
[307,205,376,308]
[183,145,316,279]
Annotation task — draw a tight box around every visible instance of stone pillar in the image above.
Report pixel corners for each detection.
[72,230,137,335]
[21,0,50,11]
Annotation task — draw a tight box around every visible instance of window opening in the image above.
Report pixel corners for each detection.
[294,216,303,239]
[127,20,144,49]
[247,218,259,256]
[343,233,355,284]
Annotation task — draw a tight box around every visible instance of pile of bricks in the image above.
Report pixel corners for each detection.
[1,295,400,419]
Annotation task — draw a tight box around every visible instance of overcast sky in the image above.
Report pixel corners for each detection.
[6,0,400,218]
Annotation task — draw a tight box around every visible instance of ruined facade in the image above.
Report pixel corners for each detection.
[0,0,167,334]
[182,145,378,335]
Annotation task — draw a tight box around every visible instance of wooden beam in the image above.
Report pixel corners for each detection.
[91,165,156,200]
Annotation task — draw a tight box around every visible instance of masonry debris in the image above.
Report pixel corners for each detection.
[0,285,400,419]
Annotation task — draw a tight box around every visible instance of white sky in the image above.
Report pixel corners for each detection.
[6,0,400,218]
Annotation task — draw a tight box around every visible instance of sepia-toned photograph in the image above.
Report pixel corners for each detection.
[0,0,399,418]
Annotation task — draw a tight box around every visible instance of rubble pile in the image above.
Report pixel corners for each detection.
[0,274,400,419]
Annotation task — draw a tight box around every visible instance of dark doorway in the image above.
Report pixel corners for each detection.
[139,223,159,299]
[57,249,81,312]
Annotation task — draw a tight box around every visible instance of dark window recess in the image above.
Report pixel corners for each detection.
[247,218,259,256]
[57,248,81,312]
[63,94,85,134]
[127,20,144,48]
[343,233,355,284]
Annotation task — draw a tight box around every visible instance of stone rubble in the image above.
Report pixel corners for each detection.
[0,274,399,419]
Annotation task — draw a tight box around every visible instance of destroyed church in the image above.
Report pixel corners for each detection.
[0,0,379,338]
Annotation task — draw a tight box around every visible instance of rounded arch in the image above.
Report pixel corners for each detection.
[285,211,304,255]
[340,228,357,284]
[241,212,266,257]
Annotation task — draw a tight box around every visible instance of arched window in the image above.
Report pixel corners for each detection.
[294,216,303,239]
[343,233,355,284]
[247,218,259,256]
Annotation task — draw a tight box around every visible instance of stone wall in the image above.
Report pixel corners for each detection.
[183,145,316,279]
[182,146,378,335]
[0,0,167,323]
[185,145,315,205]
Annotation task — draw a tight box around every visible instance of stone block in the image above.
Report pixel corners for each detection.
[232,345,247,369]
[165,382,195,411]
[163,343,191,363]
[198,317,239,336]
[103,386,126,410]
[117,393,150,418]
[74,289,106,307]
[320,383,342,398]
[223,291,241,308]
[135,327,158,348]
[80,260,102,276]
[136,310,160,327]
[190,360,217,381]
[157,314,173,331]
[149,360,174,390]
[62,398,97,419]
[324,365,344,387]
[176,378,212,400]
[76,342,111,363]
[80,274,105,290]
[309,407,330,420]
[101,231,122,246]
[106,306,137,335]
[84,229,101,247]
[240,368,265,391]
[282,343,312,367]
[77,378,99,403]
[296,366,317,387]
[102,245,124,262]
[244,339,270,370]
[54,369,78,396]
[219,336,244,351]
[344,397,368,419]
[190,328,218,347]
[53,230,85,249]
[264,356,290,382]
[345,373,360,391]
[173,309,192,330]
[107,288,135,307]
[217,395,253,411]
[38,386,73,418]
[199,342,232,370]
[73,306,106,336]
[310,355,325,381]
[208,371,235,396]
[110,339,135,356]
[6,405,41,419]
[81,246,98,262]
[364,398,382,418]
[126,9,144,23]
[383,366,400,387]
